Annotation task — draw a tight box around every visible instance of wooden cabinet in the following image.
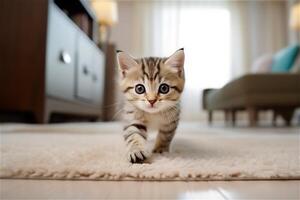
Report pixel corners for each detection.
[0,0,105,123]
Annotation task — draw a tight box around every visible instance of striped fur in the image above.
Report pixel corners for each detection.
[117,49,185,163]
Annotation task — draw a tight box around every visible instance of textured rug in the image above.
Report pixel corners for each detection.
[0,123,299,181]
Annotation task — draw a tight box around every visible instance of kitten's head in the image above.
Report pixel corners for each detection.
[117,48,185,113]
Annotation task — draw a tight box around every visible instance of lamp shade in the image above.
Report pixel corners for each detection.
[91,0,118,26]
[290,3,300,30]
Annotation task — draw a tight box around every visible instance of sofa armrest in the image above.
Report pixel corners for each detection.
[202,88,218,110]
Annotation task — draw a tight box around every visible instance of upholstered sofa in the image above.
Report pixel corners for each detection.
[202,44,300,126]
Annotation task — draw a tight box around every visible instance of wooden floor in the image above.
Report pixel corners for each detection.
[1,179,299,199]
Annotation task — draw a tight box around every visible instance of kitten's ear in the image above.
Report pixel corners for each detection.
[116,50,138,73]
[165,48,185,73]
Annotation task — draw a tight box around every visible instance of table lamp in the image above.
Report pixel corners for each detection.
[91,0,118,45]
[290,2,300,42]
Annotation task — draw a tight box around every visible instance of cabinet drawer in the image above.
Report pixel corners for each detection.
[91,46,105,106]
[76,34,94,101]
[76,34,105,105]
[46,4,76,101]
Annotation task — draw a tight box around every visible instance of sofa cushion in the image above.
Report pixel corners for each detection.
[251,54,273,73]
[271,45,299,72]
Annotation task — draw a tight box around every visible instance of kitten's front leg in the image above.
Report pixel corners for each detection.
[153,123,177,153]
[123,123,148,163]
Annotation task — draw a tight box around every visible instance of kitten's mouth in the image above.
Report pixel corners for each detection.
[144,105,160,113]
[148,105,157,109]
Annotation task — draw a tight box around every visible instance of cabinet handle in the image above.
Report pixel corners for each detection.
[59,51,71,64]
[92,74,98,82]
[83,65,89,75]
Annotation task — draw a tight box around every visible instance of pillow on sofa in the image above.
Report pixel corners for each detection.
[271,45,299,72]
[251,54,273,73]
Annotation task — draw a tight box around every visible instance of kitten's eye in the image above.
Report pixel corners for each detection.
[159,83,170,94]
[135,84,146,94]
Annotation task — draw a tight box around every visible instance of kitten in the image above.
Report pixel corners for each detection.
[116,48,185,163]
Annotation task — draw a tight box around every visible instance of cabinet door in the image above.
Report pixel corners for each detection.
[91,46,105,106]
[76,33,94,101]
[46,4,76,101]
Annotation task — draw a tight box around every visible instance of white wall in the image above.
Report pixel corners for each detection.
[109,1,136,120]
[110,1,135,53]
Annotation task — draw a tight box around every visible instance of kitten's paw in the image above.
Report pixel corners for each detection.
[127,148,148,164]
[152,146,169,154]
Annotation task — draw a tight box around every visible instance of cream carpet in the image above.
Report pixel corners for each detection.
[0,123,299,181]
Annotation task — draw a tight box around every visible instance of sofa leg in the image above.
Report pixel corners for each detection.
[248,107,258,127]
[274,108,295,126]
[208,111,213,125]
[281,110,294,126]
[225,110,230,125]
[272,111,277,126]
[230,110,236,126]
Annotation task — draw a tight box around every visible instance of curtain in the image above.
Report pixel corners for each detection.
[229,1,288,78]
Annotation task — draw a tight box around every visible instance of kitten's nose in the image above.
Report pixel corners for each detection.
[148,99,157,106]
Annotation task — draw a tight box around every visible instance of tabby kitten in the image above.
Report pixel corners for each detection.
[117,48,185,163]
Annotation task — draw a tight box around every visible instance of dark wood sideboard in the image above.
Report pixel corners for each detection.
[0,0,105,123]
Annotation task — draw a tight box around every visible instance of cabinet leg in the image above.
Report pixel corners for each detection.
[33,110,49,124]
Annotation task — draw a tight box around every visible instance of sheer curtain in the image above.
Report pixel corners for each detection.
[129,1,288,121]
[229,1,288,78]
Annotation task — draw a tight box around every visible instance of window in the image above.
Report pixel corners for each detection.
[153,5,231,120]
[178,8,231,90]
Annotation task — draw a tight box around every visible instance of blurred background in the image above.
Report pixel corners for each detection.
[0,0,299,126]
